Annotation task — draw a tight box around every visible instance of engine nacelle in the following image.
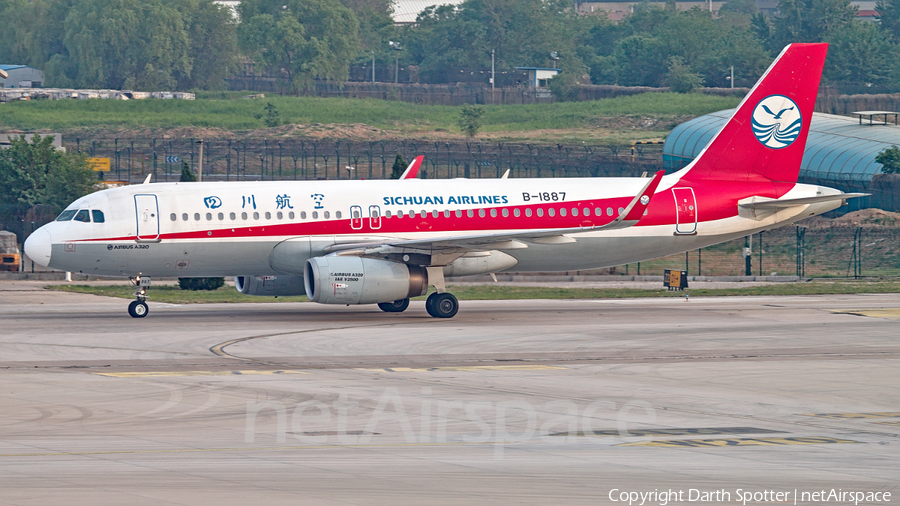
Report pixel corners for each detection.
[234,275,306,296]
[304,256,428,305]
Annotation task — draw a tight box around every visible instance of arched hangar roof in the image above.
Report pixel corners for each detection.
[663,110,900,183]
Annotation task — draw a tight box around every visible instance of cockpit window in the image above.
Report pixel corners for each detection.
[74,210,91,222]
[56,210,77,221]
[92,210,105,223]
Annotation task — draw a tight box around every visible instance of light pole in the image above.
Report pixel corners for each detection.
[371,51,376,83]
[196,139,204,181]
[389,41,401,83]
[491,48,495,104]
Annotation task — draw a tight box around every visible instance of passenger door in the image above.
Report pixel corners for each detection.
[672,188,697,235]
[134,194,160,242]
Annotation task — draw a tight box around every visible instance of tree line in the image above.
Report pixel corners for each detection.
[0,0,899,93]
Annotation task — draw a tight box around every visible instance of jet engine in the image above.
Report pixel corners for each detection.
[304,256,428,305]
[234,275,306,296]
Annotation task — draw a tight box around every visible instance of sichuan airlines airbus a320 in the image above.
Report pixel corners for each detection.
[25,43,863,318]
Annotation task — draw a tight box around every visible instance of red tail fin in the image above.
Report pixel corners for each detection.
[682,43,827,184]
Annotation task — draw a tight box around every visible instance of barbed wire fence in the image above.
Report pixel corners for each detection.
[614,225,900,279]
[67,137,664,183]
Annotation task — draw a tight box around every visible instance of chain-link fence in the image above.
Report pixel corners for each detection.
[66,137,664,183]
[613,225,900,278]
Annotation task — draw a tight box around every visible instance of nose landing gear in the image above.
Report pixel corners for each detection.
[128,276,150,318]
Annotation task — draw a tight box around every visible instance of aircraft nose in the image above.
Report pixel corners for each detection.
[24,228,52,267]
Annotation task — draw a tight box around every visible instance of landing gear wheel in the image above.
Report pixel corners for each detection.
[426,293,458,318]
[128,300,149,318]
[378,298,410,313]
[425,292,438,316]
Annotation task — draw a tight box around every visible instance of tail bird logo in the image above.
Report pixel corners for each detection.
[752,95,802,149]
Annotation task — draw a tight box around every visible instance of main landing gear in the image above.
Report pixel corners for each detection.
[376,266,460,318]
[425,292,459,318]
[377,298,410,313]
[128,276,150,318]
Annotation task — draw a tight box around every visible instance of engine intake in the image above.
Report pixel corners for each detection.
[304,256,427,305]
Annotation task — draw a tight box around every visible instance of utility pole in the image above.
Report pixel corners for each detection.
[491,49,495,103]
[730,66,734,89]
[197,139,204,182]
[371,51,375,83]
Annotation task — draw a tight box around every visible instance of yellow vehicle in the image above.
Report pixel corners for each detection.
[0,253,20,271]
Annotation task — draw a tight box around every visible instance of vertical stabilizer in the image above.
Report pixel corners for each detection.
[681,43,828,184]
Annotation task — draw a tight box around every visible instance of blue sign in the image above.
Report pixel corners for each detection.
[166,156,180,164]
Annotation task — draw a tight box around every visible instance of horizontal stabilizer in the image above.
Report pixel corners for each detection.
[739,193,868,210]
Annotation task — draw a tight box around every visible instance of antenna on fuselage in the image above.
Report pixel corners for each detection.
[142,173,152,184]
[501,169,509,179]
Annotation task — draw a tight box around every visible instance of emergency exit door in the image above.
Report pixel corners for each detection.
[672,188,697,235]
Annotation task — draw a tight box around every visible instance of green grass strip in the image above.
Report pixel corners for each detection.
[1,93,740,133]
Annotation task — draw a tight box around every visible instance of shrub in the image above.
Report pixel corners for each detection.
[178,277,225,291]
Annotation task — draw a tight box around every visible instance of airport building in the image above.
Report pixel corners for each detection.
[0,64,44,88]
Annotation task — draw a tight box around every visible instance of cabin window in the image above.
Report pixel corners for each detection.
[559,208,567,217]
[490,209,497,218]
[56,210,77,221]
[409,210,416,218]
[335,211,341,219]
[289,211,295,219]
[194,213,201,221]
[206,213,212,221]
[170,213,177,221]
[312,211,318,220]
[430,210,437,218]
[217,212,224,220]
[353,209,361,219]
[264,212,270,220]
[455,210,462,218]
[607,207,613,216]
[324,211,330,219]
[523,208,529,218]
[548,208,555,217]
[230,212,236,220]
[502,209,509,218]
[478,209,485,218]
[241,212,248,220]
[253,212,260,220]
[74,210,91,222]
[444,210,450,218]
[298,211,303,219]
[467,209,474,218]
[92,210,105,223]
[595,208,602,216]
[618,207,625,216]
[385,210,392,218]
[275,212,281,220]
[536,208,543,217]
[581,208,588,217]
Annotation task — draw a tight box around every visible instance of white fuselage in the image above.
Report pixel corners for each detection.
[27,173,841,278]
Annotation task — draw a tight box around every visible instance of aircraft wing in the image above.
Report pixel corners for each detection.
[400,156,424,179]
[327,170,665,256]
